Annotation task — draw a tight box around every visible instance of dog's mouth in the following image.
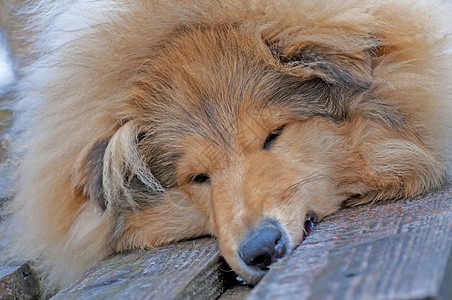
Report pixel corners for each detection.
[302,211,319,241]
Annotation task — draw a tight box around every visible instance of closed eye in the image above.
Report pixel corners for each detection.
[190,173,210,184]
[263,125,286,150]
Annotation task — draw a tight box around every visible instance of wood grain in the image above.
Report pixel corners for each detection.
[247,185,452,300]
[0,264,40,300]
[51,238,226,300]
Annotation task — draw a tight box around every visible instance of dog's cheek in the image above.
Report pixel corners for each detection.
[180,184,214,221]
[362,139,446,200]
[114,191,211,251]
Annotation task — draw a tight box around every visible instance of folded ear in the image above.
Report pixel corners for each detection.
[268,41,373,89]
[73,122,164,211]
[73,138,110,210]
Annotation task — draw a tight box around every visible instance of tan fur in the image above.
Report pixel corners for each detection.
[1,0,451,295]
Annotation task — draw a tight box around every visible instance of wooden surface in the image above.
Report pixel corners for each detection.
[51,238,229,300]
[0,264,40,300]
[247,185,452,300]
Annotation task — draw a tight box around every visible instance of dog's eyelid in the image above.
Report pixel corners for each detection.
[189,173,211,184]
[263,125,286,150]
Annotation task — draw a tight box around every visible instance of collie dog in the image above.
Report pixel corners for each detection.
[1,0,451,295]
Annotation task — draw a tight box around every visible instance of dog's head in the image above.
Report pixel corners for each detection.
[74,23,444,283]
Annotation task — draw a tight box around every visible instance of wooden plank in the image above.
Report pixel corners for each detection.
[0,264,41,300]
[51,238,228,300]
[247,184,452,300]
[218,285,252,300]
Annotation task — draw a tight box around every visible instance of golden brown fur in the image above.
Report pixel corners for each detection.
[1,0,452,295]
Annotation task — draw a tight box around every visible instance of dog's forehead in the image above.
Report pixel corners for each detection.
[132,24,357,184]
[129,24,344,128]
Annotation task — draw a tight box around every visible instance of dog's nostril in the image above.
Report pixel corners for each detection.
[238,220,287,271]
[250,252,272,270]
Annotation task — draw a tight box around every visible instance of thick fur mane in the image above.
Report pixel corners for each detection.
[1,0,451,295]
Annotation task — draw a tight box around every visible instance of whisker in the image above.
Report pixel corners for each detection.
[283,168,333,198]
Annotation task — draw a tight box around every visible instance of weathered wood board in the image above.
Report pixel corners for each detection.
[51,238,228,300]
[247,185,452,300]
[0,264,40,300]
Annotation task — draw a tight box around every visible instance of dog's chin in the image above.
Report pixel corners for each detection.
[233,243,293,285]
[228,236,292,285]
[235,264,268,285]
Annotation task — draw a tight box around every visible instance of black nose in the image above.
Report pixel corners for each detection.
[238,219,287,270]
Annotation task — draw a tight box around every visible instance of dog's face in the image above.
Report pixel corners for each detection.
[76,24,444,284]
[176,113,351,282]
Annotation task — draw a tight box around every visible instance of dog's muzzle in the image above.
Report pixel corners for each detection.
[238,219,287,271]
[238,213,319,271]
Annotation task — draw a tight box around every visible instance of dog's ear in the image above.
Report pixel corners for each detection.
[268,42,373,89]
[74,138,110,210]
[73,122,164,211]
